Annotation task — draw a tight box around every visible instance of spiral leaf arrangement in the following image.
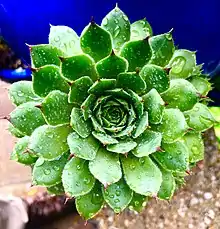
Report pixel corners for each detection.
[8,5,216,219]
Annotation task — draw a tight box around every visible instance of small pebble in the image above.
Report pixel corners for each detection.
[204,216,212,225]
[204,192,213,200]
[190,197,199,206]
[207,209,215,219]
[188,223,194,229]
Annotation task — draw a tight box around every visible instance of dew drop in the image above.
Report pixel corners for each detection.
[191,145,199,155]
[44,168,51,175]
[171,57,186,74]
[102,18,108,26]
[114,207,121,213]
[116,190,121,196]
[53,165,60,171]
[114,198,120,203]
[77,165,81,170]
[91,193,102,204]
[113,25,120,38]
[54,36,60,42]
[109,194,114,198]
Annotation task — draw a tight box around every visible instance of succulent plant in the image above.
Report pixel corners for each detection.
[8,4,216,220]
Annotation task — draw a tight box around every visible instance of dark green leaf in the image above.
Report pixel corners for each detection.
[132,111,148,138]
[88,79,116,95]
[47,182,65,195]
[127,89,143,117]
[107,138,137,154]
[91,116,105,133]
[92,131,118,145]
[81,94,97,120]
[104,88,131,101]
[8,123,24,138]
[129,193,148,212]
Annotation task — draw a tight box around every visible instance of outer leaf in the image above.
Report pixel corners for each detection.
[76,181,104,220]
[188,76,212,96]
[120,39,152,71]
[101,5,130,50]
[132,111,148,138]
[149,31,175,67]
[8,123,24,138]
[41,90,73,125]
[29,125,72,160]
[30,44,63,68]
[81,94,97,120]
[121,154,162,196]
[184,103,216,132]
[62,157,95,197]
[80,22,112,62]
[129,193,148,212]
[47,183,65,195]
[60,54,97,82]
[131,18,153,41]
[92,131,119,145]
[102,178,133,213]
[182,132,204,163]
[33,154,68,187]
[67,132,99,160]
[142,89,165,124]
[88,79,116,95]
[9,81,42,106]
[107,138,137,154]
[161,79,199,112]
[140,64,170,93]
[49,25,81,56]
[89,147,122,186]
[153,108,188,143]
[132,130,162,157]
[9,102,46,136]
[32,65,69,97]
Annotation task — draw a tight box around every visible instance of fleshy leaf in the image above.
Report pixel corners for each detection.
[76,181,104,220]
[140,64,170,93]
[80,22,112,62]
[107,138,137,154]
[142,89,165,124]
[89,147,122,186]
[127,89,143,117]
[104,88,131,101]
[96,52,128,79]
[67,132,99,160]
[101,5,130,50]
[131,18,153,41]
[188,76,212,96]
[49,25,81,56]
[132,111,148,138]
[132,130,162,157]
[91,116,105,133]
[149,31,175,67]
[121,154,162,196]
[9,102,46,136]
[9,81,42,106]
[161,79,199,112]
[70,108,92,138]
[182,132,204,163]
[41,90,73,125]
[47,183,65,195]
[129,193,148,212]
[120,39,152,71]
[88,79,116,95]
[69,76,93,105]
[153,108,188,143]
[62,157,95,197]
[29,125,72,160]
[116,72,146,94]
[8,123,25,138]
[30,44,63,68]
[33,153,68,187]
[32,65,69,97]
[102,178,133,213]
[60,54,97,82]
[81,94,97,120]
[92,131,118,145]
[184,103,216,132]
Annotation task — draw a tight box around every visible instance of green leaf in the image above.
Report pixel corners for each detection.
[153,108,188,143]
[70,108,92,138]
[161,79,199,112]
[30,44,63,68]
[47,182,65,195]
[184,103,216,132]
[29,124,72,160]
[149,31,175,67]
[104,88,131,101]
[121,154,162,196]
[60,54,97,82]
[96,52,128,79]
[89,147,122,186]
[9,81,42,106]
[33,154,68,187]
[69,76,93,105]
[107,138,137,154]
[92,131,118,145]
[102,178,133,213]
[120,39,152,71]
[91,116,105,133]
[140,64,170,93]
[88,79,116,95]
[81,94,97,120]
[153,141,189,172]
[116,72,146,94]
[129,193,148,212]
[62,157,95,197]
[132,130,162,157]
[127,89,143,117]
[80,22,112,62]
[188,76,212,96]
[131,18,153,41]
[158,167,176,200]
[49,25,81,56]
[132,111,148,138]
[8,123,24,138]
[41,90,73,125]
[67,132,99,160]
[142,89,165,124]
[76,181,104,220]
[32,65,69,97]
[10,102,46,136]
[168,49,196,79]
[101,5,130,50]
[182,132,204,163]
[12,136,37,165]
